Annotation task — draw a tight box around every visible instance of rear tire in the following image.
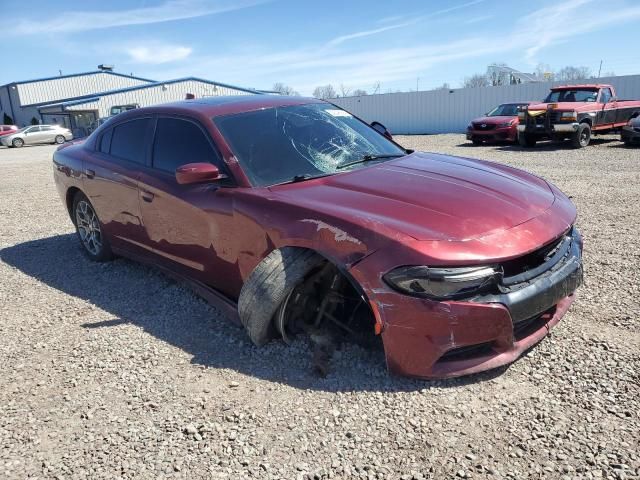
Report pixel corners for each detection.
[72,192,113,262]
[518,133,536,147]
[12,138,24,148]
[571,123,591,148]
[54,135,65,145]
[238,247,324,346]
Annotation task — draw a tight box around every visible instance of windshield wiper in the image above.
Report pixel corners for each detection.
[336,153,405,170]
[277,173,334,185]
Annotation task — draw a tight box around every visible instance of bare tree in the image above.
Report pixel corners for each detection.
[601,71,616,78]
[337,84,352,98]
[371,81,381,95]
[463,74,489,88]
[435,83,451,90]
[352,89,368,96]
[271,82,299,96]
[556,66,592,81]
[312,84,337,99]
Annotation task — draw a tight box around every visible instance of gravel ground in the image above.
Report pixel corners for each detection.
[1,136,638,480]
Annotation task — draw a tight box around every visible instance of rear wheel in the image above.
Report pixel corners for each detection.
[54,135,65,144]
[471,137,482,146]
[12,138,24,148]
[518,133,536,147]
[571,123,591,148]
[72,192,113,262]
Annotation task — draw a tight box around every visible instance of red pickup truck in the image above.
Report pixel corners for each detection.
[517,84,640,148]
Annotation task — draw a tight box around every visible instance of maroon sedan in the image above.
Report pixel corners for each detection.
[53,95,583,379]
[0,124,18,137]
[466,102,531,145]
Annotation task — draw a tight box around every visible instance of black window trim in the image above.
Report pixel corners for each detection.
[96,115,154,167]
[148,114,235,186]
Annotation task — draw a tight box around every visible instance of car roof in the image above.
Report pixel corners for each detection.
[551,84,612,90]
[140,95,325,118]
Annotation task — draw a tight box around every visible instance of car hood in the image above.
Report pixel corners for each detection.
[271,152,556,242]
[471,115,516,124]
[528,102,595,112]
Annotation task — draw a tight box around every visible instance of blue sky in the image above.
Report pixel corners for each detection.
[2,0,640,95]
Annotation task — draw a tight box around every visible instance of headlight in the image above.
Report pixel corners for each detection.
[561,111,577,121]
[383,265,500,300]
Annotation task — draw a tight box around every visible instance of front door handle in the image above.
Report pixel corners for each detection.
[84,169,95,179]
[140,190,155,202]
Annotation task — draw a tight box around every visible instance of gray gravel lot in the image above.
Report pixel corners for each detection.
[1,136,638,479]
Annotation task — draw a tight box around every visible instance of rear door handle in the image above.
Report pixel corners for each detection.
[84,169,95,179]
[140,190,155,202]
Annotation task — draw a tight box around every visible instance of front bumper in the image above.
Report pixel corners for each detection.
[518,122,579,134]
[351,227,583,379]
[467,126,517,142]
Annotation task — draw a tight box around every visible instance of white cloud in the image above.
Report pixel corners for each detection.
[516,0,640,63]
[140,0,640,94]
[326,0,486,47]
[127,45,193,64]
[9,0,267,35]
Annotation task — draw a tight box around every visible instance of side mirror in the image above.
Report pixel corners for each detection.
[371,121,393,140]
[175,163,227,185]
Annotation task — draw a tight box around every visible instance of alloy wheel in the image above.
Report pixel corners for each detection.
[75,200,102,256]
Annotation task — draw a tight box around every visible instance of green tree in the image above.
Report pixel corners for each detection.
[30,117,40,125]
[3,113,13,125]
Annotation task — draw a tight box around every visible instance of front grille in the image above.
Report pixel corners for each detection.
[501,233,567,279]
[472,123,496,131]
[439,342,494,362]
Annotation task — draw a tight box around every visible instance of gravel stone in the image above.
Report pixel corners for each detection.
[0,136,638,479]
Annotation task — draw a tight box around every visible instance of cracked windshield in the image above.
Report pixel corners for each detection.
[214,103,406,186]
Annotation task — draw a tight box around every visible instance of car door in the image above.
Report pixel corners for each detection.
[600,88,617,127]
[137,115,239,295]
[39,125,56,143]
[22,126,42,144]
[82,117,153,255]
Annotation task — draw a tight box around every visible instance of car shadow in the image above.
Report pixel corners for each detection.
[491,137,621,152]
[1,234,513,393]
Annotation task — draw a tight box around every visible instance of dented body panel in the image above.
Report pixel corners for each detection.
[53,95,583,379]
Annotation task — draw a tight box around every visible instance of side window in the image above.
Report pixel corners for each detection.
[152,117,221,173]
[110,118,150,164]
[41,126,54,131]
[600,88,612,104]
[25,126,39,133]
[99,128,113,154]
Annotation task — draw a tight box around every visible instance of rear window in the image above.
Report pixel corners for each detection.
[110,118,150,164]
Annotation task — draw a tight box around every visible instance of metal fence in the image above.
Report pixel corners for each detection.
[330,74,640,134]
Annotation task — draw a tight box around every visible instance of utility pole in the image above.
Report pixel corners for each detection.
[598,60,602,78]
[416,77,420,92]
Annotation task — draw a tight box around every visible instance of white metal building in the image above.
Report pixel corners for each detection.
[331,74,640,134]
[0,69,261,136]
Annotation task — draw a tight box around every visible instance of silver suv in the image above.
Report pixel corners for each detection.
[0,124,73,148]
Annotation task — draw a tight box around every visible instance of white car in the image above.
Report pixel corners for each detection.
[0,124,73,148]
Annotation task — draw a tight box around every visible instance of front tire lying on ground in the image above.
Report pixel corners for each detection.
[72,192,113,262]
[238,247,324,346]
